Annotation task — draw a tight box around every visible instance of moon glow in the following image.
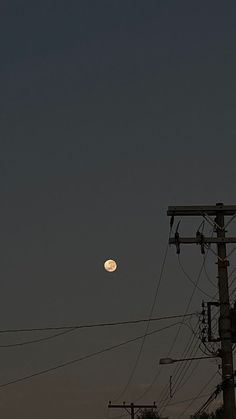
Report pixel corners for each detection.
[104,259,117,272]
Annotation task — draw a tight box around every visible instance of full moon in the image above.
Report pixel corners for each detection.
[104,259,117,272]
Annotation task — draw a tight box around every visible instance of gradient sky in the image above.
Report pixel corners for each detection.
[1,1,236,418]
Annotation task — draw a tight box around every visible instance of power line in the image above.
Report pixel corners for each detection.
[171,335,201,395]
[158,318,201,413]
[167,392,211,407]
[113,227,172,401]
[192,371,236,418]
[134,317,198,404]
[0,322,180,390]
[170,320,206,396]
[124,223,179,403]
[159,315,209,412]
[165,204,236,418]
[178,254,214,299]
[0,313,195,335]
[160,251,213,411]
[174,357,201,394]
[176,371,219,419]
[192,370,236,418]
[157,233,213,413]
[168,252,209,354]
[159,329,198,405]
[157,256,208,412]
[133,371,161,403]
[0,329,75,348]
[158,321,199,406]
[192,387,221,418]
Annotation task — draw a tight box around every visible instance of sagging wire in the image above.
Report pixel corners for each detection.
[112,220,174,402]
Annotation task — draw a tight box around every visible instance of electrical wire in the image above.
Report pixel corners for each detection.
[158,333,199,407]
[134,317,198,404]
[158,320,201,413]
[133,371,161,403]
[172,328,219,398]
[171,327,198,391]
[123,228,186,404]
[168,251,209,355]
[0,328,76,348]
[163,312,217,404]
[158,330,198,405]
[157,261,207,408]
[161,217,235,417]
[0,313,195,335]
[193,369,236,417]
[0,315,195,351]
[0,314,196,353]
[157,320,199,409]
[192,383,222,418]
[178,255,214,299]
[175,371,219,419]
[174,358,201,394]
[158,229,215,410]
[157,242,212,414]
[159,318,216,415]
[113,225,173,401]
[171,337,201,395]
[0,322,180,390]
[161,266,217,410]
[166,392,211,407]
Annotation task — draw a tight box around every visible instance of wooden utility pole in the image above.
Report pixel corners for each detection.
[167,203,236,419]
[216,208,236,418]
[108,402,156,419]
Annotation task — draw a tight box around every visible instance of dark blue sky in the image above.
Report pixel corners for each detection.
[0,1,236,418]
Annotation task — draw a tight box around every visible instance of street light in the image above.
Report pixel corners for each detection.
[159,354,220,365]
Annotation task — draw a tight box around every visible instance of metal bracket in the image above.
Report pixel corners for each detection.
[203,213,224,231]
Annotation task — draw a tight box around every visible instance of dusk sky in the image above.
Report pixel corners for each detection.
[1,1,236,418]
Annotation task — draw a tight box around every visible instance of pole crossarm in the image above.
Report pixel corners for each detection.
[167,205,236,216]
[169,237,236,244]
[108,404,156,409]
[108,402,156,419]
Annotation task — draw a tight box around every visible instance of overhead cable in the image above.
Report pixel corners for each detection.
[0,322,180,390]
[113,225,173,401]
[0,328,75,348]
[176,371,218,419]
[178,255,214,299]
[135,317,197,404]
[0,313,195,335]
[157,242,212,414]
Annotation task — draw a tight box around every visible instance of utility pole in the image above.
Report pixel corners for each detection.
[167,203,236,419]
[108,402,156,419]
[216,208,236,419]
